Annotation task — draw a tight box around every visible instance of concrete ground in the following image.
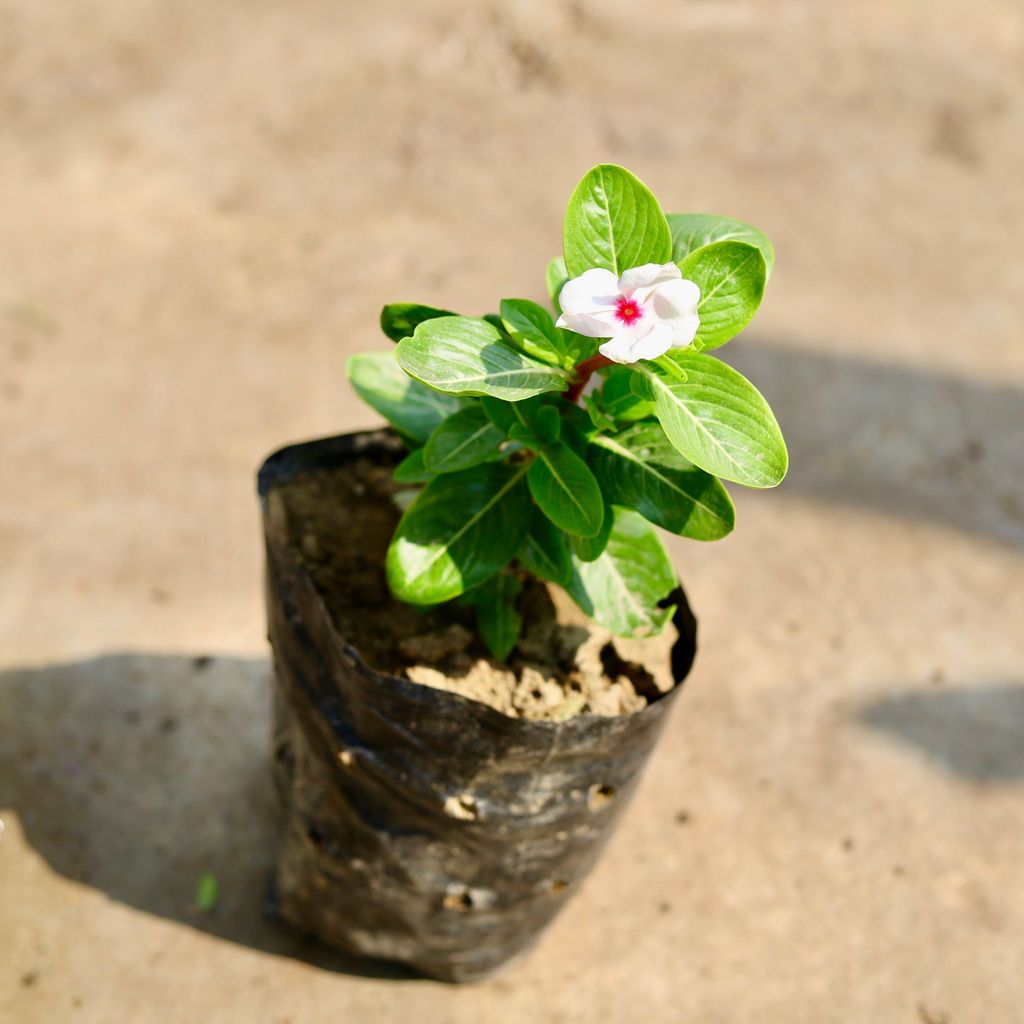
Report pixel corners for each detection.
[2,0,1023,1020]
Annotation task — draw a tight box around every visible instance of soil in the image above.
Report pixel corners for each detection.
[267,456,678,721]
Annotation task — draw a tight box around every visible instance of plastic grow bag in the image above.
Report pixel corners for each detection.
[258,430,697,982]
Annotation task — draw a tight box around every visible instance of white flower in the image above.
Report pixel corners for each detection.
[556,263,701,364]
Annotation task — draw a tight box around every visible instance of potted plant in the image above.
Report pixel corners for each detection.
[257,164,786,982]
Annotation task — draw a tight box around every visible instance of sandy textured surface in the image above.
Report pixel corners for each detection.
[2,0,1023,1021]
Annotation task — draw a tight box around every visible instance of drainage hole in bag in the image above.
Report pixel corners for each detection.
[442,885,474,912]
[443,793,478,821]
[587,783,616,810]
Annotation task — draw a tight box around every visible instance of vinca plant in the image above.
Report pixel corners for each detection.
[347,164,787,660]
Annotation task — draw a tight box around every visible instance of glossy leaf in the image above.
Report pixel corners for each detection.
[347,352,464,444]
[392,489,417,514]
[380,302,456,342]
[481,396,517,434]
[492,395,551,449]
[546,256,569,314]
[528,444,605,538]
[516,510,572,585]
[396,316,569,400]
[566,508,677,638]
[533,405,562,445]
[598,365,655,422]
[679,241,766,352]
[589,423,735,539]
[563,164,672,278]
[667,213,775,278]
[507,424,538,449]
[569,504,613,562]
[473,572,523,661]
[638,352,788,488]
[551,396,595,437]
[500,298,566,367]
[393,447,434,484]
[559,418,593,461]
[387,463,531,604]
[561,330,601,365]
[583,393,616,432]
[423,405,506,473]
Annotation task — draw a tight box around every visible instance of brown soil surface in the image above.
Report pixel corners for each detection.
[269,456,677,720]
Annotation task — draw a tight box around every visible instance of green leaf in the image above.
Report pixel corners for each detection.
[533,405,562,445]
[667,213,775,278]
[563,164,672,278]
[679,241,766,352]
[500,299,566,367]
[561,330,601,365]
[490,395,553,449]
[507,424,537,448]
[396,316,569,401]
[528,443,605,538]
[393,447,434,483]
[516,510,572,585]
[473,572,523,661]
[545,395,595,440]
[195,871,220,912]
[387,463,531,604]
[566,508,677,638]
[347,351,464,444]
[637,352,788,488]
[598,365,655,422]
[559,415,594,461]
[380,303,456,342]
[589,423,735,539]
[481,396,517,434]
[423,405,506,474]
[583,393,616,432]
[569,504,613,562]
[629,370,656,402]
[392,489,417,514]
[546,256,569,314]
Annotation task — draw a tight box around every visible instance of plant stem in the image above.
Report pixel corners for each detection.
[564,354,613,404]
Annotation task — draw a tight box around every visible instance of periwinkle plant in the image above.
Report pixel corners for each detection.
[348,165,787,660]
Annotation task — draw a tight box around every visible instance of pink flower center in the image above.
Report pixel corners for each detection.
[614,295,643,325]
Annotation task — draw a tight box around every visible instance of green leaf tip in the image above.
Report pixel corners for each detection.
[563,164,672,279]
[396,316,569,401]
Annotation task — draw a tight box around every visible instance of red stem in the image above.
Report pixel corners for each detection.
[564,354,613,404]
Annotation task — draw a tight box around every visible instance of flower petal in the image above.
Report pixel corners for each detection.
[558,268,619,316]
[651,277,701,348]
[619,265,682,309]
[618,262,681,293]
[599,321,673,364]
[598,333,637,364]
[652,277,700,316]
[666,313,700,349]
[627,321,674,361]
[557,308,620,338]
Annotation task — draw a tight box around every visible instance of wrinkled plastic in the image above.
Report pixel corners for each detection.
[258,430,698,982]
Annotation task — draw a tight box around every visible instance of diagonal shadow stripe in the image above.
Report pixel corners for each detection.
[725,340,1024,549]
[858,684,1024,782]
[0,653,413,979]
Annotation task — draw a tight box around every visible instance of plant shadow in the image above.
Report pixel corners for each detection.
[5,343,1024,977]
[726,339,1024,550]
[857,683,1024,783]
[0,652,413,980]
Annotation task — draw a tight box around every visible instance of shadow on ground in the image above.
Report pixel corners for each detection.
[727,340,1024,549]
[0,653,411,980]
[858,684,1024,783]
[3,347,1023,975]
